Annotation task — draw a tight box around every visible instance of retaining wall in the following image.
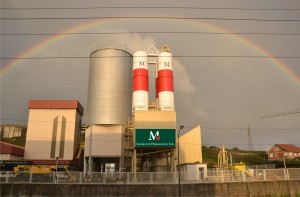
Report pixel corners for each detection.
[1,180,300,196]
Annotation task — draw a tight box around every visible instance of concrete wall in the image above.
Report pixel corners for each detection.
[1,181,300,197]
[179,125,202,164]
[180,163,207,181]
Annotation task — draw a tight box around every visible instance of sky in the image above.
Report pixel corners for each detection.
[1,0,299,151]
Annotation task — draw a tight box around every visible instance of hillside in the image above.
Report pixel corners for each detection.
[202,145,268,168]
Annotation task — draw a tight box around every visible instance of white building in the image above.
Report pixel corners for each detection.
[24,100,83,165]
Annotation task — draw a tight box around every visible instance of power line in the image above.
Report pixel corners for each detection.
[1,31,300,36]
[201,143,300,146]
[261,108,300,119]
[3,84,300,90]
[1,6,300,11]
[201,127,299,131]
[1,136,298,146]
[1,16,300,22]
[1,118,299,131]
[1,55,300,60]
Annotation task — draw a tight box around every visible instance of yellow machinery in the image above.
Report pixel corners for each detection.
[230,162,254,177]
[218,144,229,169]
[14,165,76,181]
[230,162,246,170]
[217,145,254,177]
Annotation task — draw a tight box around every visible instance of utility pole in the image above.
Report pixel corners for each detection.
[247,125,253,151]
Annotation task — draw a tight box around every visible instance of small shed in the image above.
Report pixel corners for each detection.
[178,162,207,181]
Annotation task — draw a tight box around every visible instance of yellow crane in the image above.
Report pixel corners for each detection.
[14,165,76,181]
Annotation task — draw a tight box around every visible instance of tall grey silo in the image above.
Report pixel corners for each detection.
[84,48,132,173]
[87,48,133,125]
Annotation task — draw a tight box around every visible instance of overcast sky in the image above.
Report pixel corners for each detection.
[1,0,299,151]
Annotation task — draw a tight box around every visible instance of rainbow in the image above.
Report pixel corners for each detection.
[186,19,300,85]
[1,18,299,85]
[0,18,120,76]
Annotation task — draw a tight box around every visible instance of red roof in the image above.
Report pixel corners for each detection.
[276,144,300,153]
[0,141,25,156]
[28,100,84,115]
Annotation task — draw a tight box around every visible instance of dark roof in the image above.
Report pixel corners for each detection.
[276,144,300,153]
[0,141,25,156]
[28,100,84,115]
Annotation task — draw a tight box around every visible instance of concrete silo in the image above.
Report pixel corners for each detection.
[157,47,174,111]
[132,51,149,111]
[85,48,132,174]
[87,48,133,125]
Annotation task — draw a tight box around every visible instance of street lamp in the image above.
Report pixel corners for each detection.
[56,157,59,173]
[55,157,59,183]
[177,125,184,197]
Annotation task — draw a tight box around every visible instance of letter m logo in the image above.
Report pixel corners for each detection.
[139,61,145,66]
[149,131,159,141]
[164,62,170,67]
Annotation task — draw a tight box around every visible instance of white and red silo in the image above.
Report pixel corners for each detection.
[157,48,174,111]
[132,51,149,111]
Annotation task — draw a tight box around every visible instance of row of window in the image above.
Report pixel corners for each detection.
[0,125,27,138]
[269,152,300,158]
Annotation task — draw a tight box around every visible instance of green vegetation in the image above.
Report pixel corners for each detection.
[202,145,268,168]
[202,145,300,168]
[202,146,219,168]
[270,157,300,168]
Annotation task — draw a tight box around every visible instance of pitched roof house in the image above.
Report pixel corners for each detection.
[268,144,300,160]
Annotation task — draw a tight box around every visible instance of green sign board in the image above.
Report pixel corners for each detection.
[135,129,176,147]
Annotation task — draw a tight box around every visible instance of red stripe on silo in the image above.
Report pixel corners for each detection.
[157,69,174,92]
[158,69,173,78]
[157,77,174,92]
[133,68,148,91]
[155,77,158,99]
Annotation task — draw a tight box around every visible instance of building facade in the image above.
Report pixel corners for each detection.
[24,100,83,165]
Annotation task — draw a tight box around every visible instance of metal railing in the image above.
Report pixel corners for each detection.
[1,168,299,184]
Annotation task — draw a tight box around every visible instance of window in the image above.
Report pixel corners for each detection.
[289,152,293,156]
[3,127,10,138]
[13,128,22,137]
[270,153,273,158]
[284,152,288,156]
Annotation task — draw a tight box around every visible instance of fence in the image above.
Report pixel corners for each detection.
[247,164,276,169]
[1,168,300,184]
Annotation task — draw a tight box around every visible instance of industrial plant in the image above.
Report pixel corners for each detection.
[84,45,204,174]
[1,45,299,197]
[1,45,205,175]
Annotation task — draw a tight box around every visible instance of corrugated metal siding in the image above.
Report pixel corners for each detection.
[87,48,132,125]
